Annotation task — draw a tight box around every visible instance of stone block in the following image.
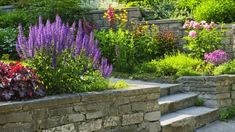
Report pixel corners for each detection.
[79,119,102,132]
[146,100,159,112]
[148,122,161,132]
[119,104,132,114]
[1,123,33,132]
[48,107,73,117]
[144,111,161,121]
[130,95,147,102]
[0,112,32,124]
[216,93,231,99]
[232,84,235,90]
[86,111,104,119]
[231,91,235,99]
[32,109,48,119]
[42,123,75,132]
[103,116,120,128]
[132,102,147,112]
[68,113,85,122]
[122,113,144,126]
[147,93,159,100]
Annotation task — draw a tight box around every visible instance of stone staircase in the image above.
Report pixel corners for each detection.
[159,84,218,132]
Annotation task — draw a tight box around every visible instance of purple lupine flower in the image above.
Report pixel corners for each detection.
[16,15,112,78]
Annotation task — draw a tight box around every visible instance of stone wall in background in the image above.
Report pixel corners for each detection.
[177,75,235,109]
[84,7,142,29]
[0,85,161,132]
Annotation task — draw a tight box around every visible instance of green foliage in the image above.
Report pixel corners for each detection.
[0,10,29,28]
[15,0,83,25]
[184,28,223,59]
[29,50,109,95]
[0,27,18,59]
[96,23,177,73]
[195,98,204,106]
[219,105,235,121]
[172,0,201,19]
[0,0,18,5]
[95,29,135,73]
[110,80,128,89]
[194,0,235,23]
[213,60,235,75]
[135,53,210,78]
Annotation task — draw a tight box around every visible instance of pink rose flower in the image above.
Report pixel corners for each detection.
[189,30,197,38]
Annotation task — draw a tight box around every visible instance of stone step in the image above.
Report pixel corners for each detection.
[159,93,198,115]
[160,107,218,132]
[160,84,182,97]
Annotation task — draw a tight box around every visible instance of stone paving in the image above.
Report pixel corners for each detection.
[197,119,235,132]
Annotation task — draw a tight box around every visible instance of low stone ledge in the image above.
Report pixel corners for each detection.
[177,75,235,108]
[0,83,161,132]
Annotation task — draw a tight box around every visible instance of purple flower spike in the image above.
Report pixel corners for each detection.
[16,15,112,78]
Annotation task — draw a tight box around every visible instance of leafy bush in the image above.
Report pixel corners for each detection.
[136,53,210,78]
[95,29,135,73]
[173,0,201,19]
[204,50,230,66]
[0,27,18,59]
[194,0,235,23]
[17,16,112,94]
[0,61,45,101]
[213,60,235,75]
[183,20,223,58]
[0,10,29,28]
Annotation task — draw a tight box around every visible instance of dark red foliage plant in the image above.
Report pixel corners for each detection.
[0,61,45,101]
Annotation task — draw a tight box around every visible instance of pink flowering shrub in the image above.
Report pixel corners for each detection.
[204,50,230,65]
[183,20,223,58]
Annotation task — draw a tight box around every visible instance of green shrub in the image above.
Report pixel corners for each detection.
[95,29,135,73]
[0,27,18,59]
[136,53,209,78]
[0,11,29,28]
[213,60,235,75]
[172,0,201,19]
[31,51,109,94]
[194,0,235,23]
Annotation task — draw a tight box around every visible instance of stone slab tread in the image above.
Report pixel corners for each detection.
[160,106,218,126]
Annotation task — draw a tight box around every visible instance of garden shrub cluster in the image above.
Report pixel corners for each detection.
[0,61,45,101]
[17,16,112,94]
[96,6,177,73]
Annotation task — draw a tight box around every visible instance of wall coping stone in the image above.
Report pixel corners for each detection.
[0,83,159,113]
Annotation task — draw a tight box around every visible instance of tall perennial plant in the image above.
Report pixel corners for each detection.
[16,16,112,94]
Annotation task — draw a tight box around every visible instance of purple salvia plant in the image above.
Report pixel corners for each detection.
[17,15,112,78]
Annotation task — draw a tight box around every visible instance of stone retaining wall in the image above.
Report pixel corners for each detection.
[177,75,235,108]
[0,85,160,132]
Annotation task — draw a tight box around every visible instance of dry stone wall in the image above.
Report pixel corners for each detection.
[177,75,235,109]
[0,85,160,132]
